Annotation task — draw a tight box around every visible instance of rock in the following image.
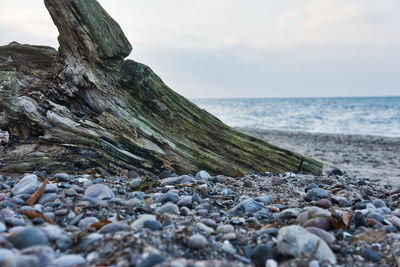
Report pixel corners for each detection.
[11,174,38,196]
[2,255,40,267]
[0,221,6,233]
[54,173,72,182]
[374,199,386,208]
[137,254,165,267]
[128,170,140,179]
[84,184,114,199]
[328,168,344,176]
[44,184,57,193]
[154,192,179,204]
[243,180,254,188]
[316,199,332,209]
[41,224,63,241]
[354,211,367,227]
[195,170,211,180]
[266,259,278,267]
[177,196,192,207]
[187,234,208,249]
[54,254,86,266]
[78,217,99,229]
[143,220,163,231]
[255,195,275,204]
[11,227,49,249]
[304,188,329,201]
[389,216,400,230]
[280,208,302,220]
[129,178,142,189]
[38,193,58,204]
[20,245,55,266]
[252,243,276,267]
[196,223,214,235]
[156,203,179,214]
[77,233,103,250]
[303,217,331,231]
[305,227,336,243]
[99,222,130,233]
[228,198,269,216]
[277,225,336,264]
[361,248,381,262]
[0,249,13,265]
[56,235,72,251]
[160,175,197,185]
[131,214,156,231]
[305,183,318,192]
[217,224,235,234]
[367,212,385,223]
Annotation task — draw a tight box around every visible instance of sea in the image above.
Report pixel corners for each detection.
[192,96,400,138]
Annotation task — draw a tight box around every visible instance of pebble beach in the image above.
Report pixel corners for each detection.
[1,126,400,266]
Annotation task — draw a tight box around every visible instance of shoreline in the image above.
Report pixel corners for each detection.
[238,127,400,186]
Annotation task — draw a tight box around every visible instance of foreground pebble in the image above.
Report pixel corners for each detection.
[0,169,398,266]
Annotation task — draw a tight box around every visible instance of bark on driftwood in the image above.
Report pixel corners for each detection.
[0,0,323,176]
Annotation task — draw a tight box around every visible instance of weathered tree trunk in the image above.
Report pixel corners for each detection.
[0,0,323,176]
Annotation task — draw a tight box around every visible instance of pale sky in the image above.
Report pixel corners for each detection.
[1,0,399,98]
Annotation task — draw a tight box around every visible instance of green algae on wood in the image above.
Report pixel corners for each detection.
[0,0,323,176]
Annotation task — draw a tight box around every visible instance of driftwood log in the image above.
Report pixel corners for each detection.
[0,0,323,176]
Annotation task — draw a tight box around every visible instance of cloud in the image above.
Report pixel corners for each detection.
[276,0,399,45]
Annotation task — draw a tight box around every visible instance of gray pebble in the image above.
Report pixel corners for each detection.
[155,192,179,204]
[187,234,208,249]
[39,193,57,204]
[84,184,114,199]
[0,249,13,265]
[2,255,40,267]
[11,227,49,249]
[54,173,72,182]
[195,170,211,180]
[54,254,86,266]
[305,188,329,201]
[98,222,130,233]
[143,220,163,231]
[277,225,336,264]
[129,178,142,189]
[156,203,179,214]
[78,217,99,229]
[131,215,156,231]
[11,174,38,196]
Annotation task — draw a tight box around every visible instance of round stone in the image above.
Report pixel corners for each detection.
[177,196,192,207]
[143,220,163,231]
[129,178,142,190]
[154,192,179,204]
[217,224,235,234]
[156,203,179,214]
[361,248,382,262]
[131,214,157,231]
[84,184,114,199]
[53,255,86,267]
[0,249,13,265]
[243,180,254,188]
[303,218,331,231]
[78,217,99,229]
[252,244,276,267]
[54,173,72,182]
[305,188,329,201]
[11,174,38,196]
[316,199,332,209]
[2,255,40,267]
[11,227,49,249]
[187,234,208,249]
[195,170,211,180]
